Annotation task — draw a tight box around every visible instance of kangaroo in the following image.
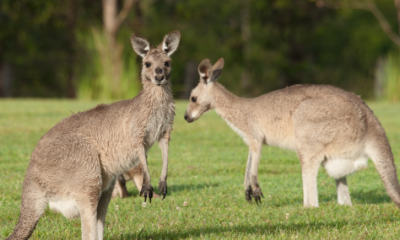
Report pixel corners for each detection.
[111,165,142,198]
[6,30,180,240]
[184,58,400,208]
[111,164,160,199]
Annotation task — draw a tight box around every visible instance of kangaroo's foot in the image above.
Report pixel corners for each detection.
[245,185,264,204]
[140,184,154,203]
[245,186,253,204]
[252,186,264,204]
[158,181,167,200]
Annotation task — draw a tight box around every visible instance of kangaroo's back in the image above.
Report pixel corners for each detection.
[248,85,372,151]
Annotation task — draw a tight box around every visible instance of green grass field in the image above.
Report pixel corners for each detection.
[1,100,400,239]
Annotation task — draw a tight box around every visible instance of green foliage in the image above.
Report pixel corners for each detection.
[382,52,400,102]
[0,0,102,97]
[1,100,400,239]
[0,0,398,99]
[138,0,398,98]
[76,28,140,100]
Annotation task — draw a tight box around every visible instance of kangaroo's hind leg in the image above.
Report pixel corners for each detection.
[112,175,129,198]
[297,148,324,208]
[77,194,100,240]
[335,177,352,206]
[97,178,116,239]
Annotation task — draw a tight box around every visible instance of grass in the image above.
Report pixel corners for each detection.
[1,99,400,239]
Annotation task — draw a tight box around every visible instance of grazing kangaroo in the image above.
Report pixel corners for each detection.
[184,58,400,208]
[112,165,142,198]
[6,30,180,240]
[111,164,160,199]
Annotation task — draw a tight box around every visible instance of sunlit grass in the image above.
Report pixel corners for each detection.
[1,100,400,239]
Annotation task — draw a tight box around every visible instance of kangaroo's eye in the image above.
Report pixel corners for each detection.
[164,61,170,67]
[145,62,151,68]
[191,96,197,103]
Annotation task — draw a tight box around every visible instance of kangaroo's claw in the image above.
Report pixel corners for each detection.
[245,186,253,204]
[252,187,264,205]
[158,181,167,200]
[140,184,154,203]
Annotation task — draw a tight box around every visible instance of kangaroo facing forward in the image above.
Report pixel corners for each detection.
[184,58,400,208]
[6,31,180,240]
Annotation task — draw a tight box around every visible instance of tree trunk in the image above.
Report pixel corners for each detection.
[65,0,77,98]
[0,43,12,98]
[1,63,12,98]
[374,57,385,100]
[240,0,251,94]
[395,0,400,35]
[103,0,120,97]
[180,60,197,99]
[0,44,2,97]
[102,0,134,98]
[132,0,143,33]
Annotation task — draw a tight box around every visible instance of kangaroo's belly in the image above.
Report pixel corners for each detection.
[322,156,368,179]
[49,199,80,219]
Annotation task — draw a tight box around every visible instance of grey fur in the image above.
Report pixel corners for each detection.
[185,58,400,208]
[6,31,180,240]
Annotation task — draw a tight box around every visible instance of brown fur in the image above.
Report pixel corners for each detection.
[185,58,400,208]
[111,164,161,199]
[6,31,180,240]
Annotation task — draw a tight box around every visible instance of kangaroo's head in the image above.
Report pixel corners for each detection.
[131,30,181,86]
[184,58,224,123]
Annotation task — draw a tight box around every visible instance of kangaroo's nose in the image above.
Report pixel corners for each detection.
[184,114,188,120]
[155,68,163,74]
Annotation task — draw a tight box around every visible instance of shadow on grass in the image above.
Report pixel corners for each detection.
[168,183,220,193]
[318,190,392,205]
[113,217,397,239]
[264,190,392,208]
[351,190,391,204]
[124,183,220,198]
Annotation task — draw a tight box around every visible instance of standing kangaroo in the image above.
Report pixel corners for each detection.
[6,30,180,240]
[184,58,400,208]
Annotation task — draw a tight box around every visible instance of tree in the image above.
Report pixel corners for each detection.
[317,0,400,47]
[102,0,135,95]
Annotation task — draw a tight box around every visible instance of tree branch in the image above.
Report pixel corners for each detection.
[395,0,400,35]
[317,0,400,47]
[115,0,135,32]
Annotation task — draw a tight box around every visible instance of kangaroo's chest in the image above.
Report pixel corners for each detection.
[144,101,174,148]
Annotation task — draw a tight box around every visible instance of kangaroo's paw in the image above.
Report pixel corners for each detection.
[140,184,154,203]
[245,186,253,204]
[252,186,264,204]
[158,181,167,200]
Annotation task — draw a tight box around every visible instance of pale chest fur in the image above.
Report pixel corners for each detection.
[143,100,175,149]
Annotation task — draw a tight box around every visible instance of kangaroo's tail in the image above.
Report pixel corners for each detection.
[367,132,400,208]
[6,181,47,240]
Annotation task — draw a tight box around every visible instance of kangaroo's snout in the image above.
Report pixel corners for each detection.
[155,68,165,83]
[184,112,192,123]
[155,75,165,82]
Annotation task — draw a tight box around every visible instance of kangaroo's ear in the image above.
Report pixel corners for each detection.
[210,58,224,82]
[162,30,181,56]
[131,34,150,58]
[198,59,213,84]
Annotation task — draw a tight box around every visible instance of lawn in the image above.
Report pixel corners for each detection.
[1,100,400,239]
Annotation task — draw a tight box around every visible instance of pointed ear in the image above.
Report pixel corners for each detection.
[131,33,150,58]
[198,59,213,84]
[210,58,224,82]
[162,30,181,56]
